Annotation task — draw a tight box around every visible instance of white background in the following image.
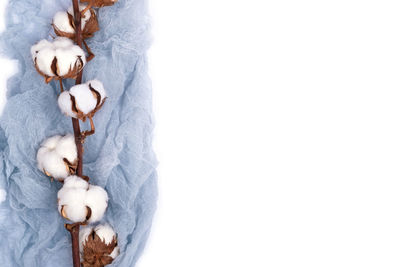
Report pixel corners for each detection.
[2,1,400,266]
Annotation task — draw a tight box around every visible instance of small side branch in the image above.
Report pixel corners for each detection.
[59,79,64,92]
[83,39,95,61]
[81,116,95,140]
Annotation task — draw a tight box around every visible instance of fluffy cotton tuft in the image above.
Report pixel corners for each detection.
[58,80,107,120]
[31,37,86,81]
[53,11,75,34]
[85,185,108,223]
[57,176,108,223]
[37,134,77,181]
[94,224,116,245]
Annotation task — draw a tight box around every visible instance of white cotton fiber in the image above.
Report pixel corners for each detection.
[40,135,62,149]
[85,185,108,223]
[52,37,74,49]
[87,80,106,101]
[37,149,70,179]
[31,39,52,60]
[94,224,116,245]
[70,84,98,114]
[57,176,108,223]
[55,134,76,163]
[62,175,89,190]
[109,247,120,259]
[59,188,88,222]
[55,46,85,76]
[36,134,77,180]
[35,48,56,76]
[53,12,75,34]
[58,176,89,222]
[58,91,77,118]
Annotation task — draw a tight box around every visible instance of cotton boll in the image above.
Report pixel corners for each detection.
[87,80,106,101]
[53,12,75,34]
[58,176,108,223]
[85,185,108,223]
[80,223,119,265]
[94,224,116,245]
[70,84,98,115]
[31,37,86,82]
[36,135,78,181]
[58,91,77,118]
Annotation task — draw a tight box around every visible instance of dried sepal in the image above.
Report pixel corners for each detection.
[80,0,118,8]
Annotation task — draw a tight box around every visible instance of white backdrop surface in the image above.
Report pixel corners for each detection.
[2,1,400,267]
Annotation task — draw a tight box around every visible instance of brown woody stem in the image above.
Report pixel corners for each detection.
[69,1,84,267]
[82,116,95,139]
[66,223,81,267]
[59,79,64,92]
[83,39,95,62]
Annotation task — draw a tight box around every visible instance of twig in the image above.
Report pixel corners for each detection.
[69,1,85,266]
[81,116,95,139]
[65,223,81,267]
[59,79,64,92]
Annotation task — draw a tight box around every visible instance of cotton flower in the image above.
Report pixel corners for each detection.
[58,79,106,121]
[31,37,86,83]
[37,134,78,182]
[80,224,119,267]
[80,0,118,8]
[53,4,99,39]
[58,176,108,223]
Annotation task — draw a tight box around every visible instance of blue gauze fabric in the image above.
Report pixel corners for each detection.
[0,0,157,266]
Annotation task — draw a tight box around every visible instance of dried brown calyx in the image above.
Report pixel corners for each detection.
[80,0,118,8]
[82,231,118,267]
